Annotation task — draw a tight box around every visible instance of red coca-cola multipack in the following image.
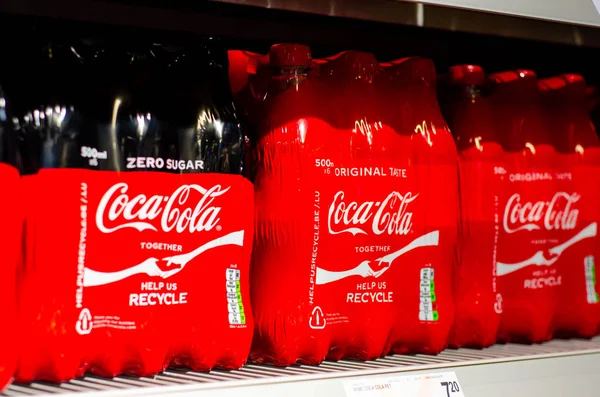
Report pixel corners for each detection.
[15,41,254,382]
[539,74,600,338]
[0,83,19,391]
[444,65,503,348]
[251,45,457,365]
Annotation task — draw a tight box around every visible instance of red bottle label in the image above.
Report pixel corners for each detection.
[17,169,254,381]
[0,163,19,390]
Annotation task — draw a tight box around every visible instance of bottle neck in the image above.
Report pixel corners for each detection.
[450,84,482,101]
[269,66,310,93]
[273,66,309,79]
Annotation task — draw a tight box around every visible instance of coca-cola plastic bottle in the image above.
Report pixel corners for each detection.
[540,74,600,338]
[380,58,457,354]
[316,51,401,361]
[251,43,330,365]
[443,64,502,348]
[491,70,557,343]
[16,39,253,382]
[0,82,19,391]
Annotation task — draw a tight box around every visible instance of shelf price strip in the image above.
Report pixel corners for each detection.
[343,371,465,397]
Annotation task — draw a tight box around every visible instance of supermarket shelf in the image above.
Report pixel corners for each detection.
[409,0,600,27]
[210,0,600,47]
[209,0,600,27]
[3,337,600,396]
[1,0,600,48]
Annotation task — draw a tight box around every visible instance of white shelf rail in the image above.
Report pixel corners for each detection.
[3,337,600,396]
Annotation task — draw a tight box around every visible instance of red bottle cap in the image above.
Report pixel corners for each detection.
[448,64,485,86]
[491,69,536,83]
[538,76,565,91]
[269,44,312,68]
[538,74,584,91]
[563,73,585,84]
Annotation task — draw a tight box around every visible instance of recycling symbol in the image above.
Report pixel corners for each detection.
[309,306,326,330]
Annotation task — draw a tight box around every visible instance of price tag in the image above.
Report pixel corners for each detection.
[343,371,465,397]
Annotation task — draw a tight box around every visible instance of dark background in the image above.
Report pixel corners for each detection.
[0,0,598,84]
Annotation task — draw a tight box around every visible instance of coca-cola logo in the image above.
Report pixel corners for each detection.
[96,183,229,234]
[327,191,417,236]
[503,192,580,234]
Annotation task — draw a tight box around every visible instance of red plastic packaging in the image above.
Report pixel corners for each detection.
[492,70,559,343]
[445,65,502,348]
[317,51,410,361]
[252,46,446,365]
[15,41,255,382]
[0,162,19,390]
[540,74,600,338]
[16,170,254,382]
[380,58,457,354]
